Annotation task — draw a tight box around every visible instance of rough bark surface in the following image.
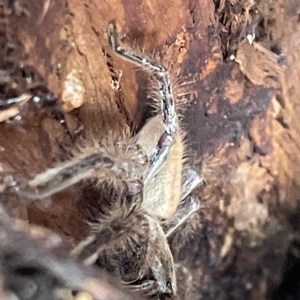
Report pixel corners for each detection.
[1,0,300,299]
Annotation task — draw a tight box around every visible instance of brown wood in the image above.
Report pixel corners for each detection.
[1,0,300,299]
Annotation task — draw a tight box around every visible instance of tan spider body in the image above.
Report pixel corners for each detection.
[135,115,184,220]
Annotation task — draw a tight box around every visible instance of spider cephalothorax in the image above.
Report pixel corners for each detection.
[6,22,202,298]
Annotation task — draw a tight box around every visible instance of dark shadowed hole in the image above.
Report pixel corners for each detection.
[14,266,39,276]
[271,240,300,300]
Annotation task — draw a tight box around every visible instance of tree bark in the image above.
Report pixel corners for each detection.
[1,0,300,299]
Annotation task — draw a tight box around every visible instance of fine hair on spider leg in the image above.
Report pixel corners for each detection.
[6,141,148,200]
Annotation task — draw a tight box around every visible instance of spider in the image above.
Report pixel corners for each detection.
[5,22,202,298]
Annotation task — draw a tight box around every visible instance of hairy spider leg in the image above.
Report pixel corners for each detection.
[128,280,158,297]
[9,146,146,199]
[108,23,178,183]
[72,199,149,266]
[128,264,192,298]
[162,169,202,238]
[163,195,199,238]
[180,168,203,201]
